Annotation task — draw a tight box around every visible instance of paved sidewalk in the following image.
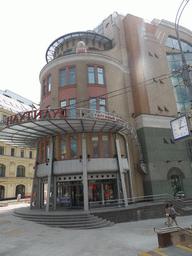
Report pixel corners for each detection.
[0,203,192,256]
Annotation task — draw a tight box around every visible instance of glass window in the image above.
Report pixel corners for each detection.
[20,150,24,158]
[41,142,45,163]
[11,148,15,156]
[0,164,5,177]
[60,100,66,108]
[88,67,95,83]
[60,69,66,87]
[100,99,106,112]
[17,165,25,177]
[29,151,32,159]
[0,147,4,155]
[46,140,49,162]
[69,99,76,118]
[69,135,77,158]
[47,76,51,92]
[90,98,97,117]
[92,134,100,157]
[60,136,67,159]
[102,134,110,157]
[69,67,75,85]
[97,67,104,84]
[43,80,46,95]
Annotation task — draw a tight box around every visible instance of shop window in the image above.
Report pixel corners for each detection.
[60,66,76,87]
[92,134,100,157]
[102,134,110,157]
[11,148,15,156]
[20,150,24,158]
[0,146,4,155]
[60,134,78,160]
[69,99,76,118]
[88,65,105,85]
[17,165,25,177]
[0,164,5,177]
[69,135,77,159]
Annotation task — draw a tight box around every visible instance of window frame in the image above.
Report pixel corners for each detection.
[11,148,15,157]
[90,133,111,158]
[59,134,79,160]
[87,65,105,85]
[59,66,76,87]
[0,146,4,156]
[42,74,51,96]
[40,139,50,163]
[0,164,5,177]
[20,149,24,158]
[17,165,25,177]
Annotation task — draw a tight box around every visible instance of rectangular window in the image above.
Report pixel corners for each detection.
[60,69,66,87]
[60,136,67,159]
[92,134,100,157]
[43,80,46,95]
[0,147,4,155]
[69,135,77,158]
[69,67,75,85]
[41,142,45,162]
[97,67,104,84]
[29,151,32,159]
[47,76,51,92]
[102,134,110,157]
[21,150,24,158]
[88,67,95,83]
[11,148,15,156]
[90,98,97,117]
[69,99,76,118]
[45,140,49,162]
[60,100,66,108]
[100,99,106,113]
[3,115,6,123]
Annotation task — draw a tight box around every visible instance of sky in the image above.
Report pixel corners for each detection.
[0,0,191,105]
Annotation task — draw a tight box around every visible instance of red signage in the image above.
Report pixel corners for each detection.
[6,108,68,125]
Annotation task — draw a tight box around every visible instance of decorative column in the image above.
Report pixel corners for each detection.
[82,133,89,212]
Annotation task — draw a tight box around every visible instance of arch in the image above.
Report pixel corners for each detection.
[16,165,25,177]
[0,185,5,198]
[0,164,5,177]
[15,184,25,198]
[167,167,185,180]
[167,167,185,195]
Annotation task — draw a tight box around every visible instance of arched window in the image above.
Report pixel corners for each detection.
[0,164,5,177]
[170,173,183,195]
[0,185,5,198]
[17,165,25,177]
[15,184,25,198]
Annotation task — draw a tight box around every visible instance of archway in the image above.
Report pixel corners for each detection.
[15,185,25,198]
[0,185,5,198]
[167,167,185,196]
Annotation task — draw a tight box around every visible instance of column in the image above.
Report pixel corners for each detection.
[46,138,54,212]
[82,134,89,212]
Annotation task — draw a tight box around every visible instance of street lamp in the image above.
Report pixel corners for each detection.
[175,0,192,102]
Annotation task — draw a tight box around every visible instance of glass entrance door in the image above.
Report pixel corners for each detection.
[71,185,83,207]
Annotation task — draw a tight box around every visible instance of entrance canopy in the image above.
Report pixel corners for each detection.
[0,107,143,160]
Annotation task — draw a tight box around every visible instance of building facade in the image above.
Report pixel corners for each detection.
[0,12,192,211]
[0,92,36,199]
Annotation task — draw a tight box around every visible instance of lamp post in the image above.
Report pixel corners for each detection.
[175,0,192,102]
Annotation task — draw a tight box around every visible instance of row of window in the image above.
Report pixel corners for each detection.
[0,147,33,158]
[0,164,26,177]
[42,65,105,96]
[41,133,111,163]
[0,184,26,198]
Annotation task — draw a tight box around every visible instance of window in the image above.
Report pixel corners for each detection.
[60,66,76,87]
[17,165,25,177]
[60,136,67,159]
[60,134,78,160]
[47,76,51,92]
[20,150,24,158]
[46,140,49,162]
[29,151,32,159]
[88,67,95,83]
[88,66,105,85]
[43,80,46,95]
[102,135,110,157]
[60,100,66,108]
[92,134,100,157]
[11,148,15,157]
[41,140,50,163]
[90,98,97,117]
[100,99,106,112]
[69,99,76,118]
[0,164,5,177]
[69,135,77,159]
[0,147,4,155]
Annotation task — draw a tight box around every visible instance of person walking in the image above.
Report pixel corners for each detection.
[165,204,171,226]
[170,204,180,226]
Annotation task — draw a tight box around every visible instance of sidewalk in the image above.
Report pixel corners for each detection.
[0,203,192,256]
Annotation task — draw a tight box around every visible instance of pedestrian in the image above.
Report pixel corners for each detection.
[170,203,180,226]
[165,204,171,226]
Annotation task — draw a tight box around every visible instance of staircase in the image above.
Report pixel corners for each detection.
[13,210,114,229]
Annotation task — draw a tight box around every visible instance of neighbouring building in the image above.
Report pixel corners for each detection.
[0,12,192,211]
[0,92,36,199]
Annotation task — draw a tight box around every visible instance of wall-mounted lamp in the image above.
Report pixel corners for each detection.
[166,160,170,163]
[79,155,82,162]
[87,154,90,161]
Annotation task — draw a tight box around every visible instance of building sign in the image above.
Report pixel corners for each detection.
[94,113,125,123]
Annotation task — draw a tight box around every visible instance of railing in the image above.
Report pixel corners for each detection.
[89,193,191,210]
